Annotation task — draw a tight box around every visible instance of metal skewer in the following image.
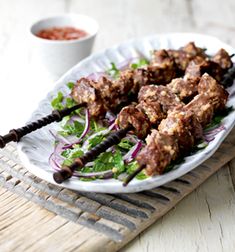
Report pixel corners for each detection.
[53,125,132,184]
[0,103,86,148]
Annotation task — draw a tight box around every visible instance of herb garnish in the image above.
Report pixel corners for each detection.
[205,106,233,130]
[131,58,149,69]
[106,62,120,79]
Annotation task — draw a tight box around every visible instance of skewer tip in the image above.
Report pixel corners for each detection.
[53,168,73,184]
[53,172,64,184]
[123,165,145,187]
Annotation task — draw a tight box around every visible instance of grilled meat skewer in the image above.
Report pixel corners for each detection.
[0,43,231,149]
[53,70,230,184]
[128,74,228,184]
[71,43,233,118]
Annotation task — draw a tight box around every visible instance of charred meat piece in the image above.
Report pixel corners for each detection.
[167,42,207,72]
[113,69,134,95]
[71,78,96,104]
[116,105,151,139]
[198,73,228,111]
[136,130,179,175]
[167,77,198,101]
[71,78,106,118]
[185,94,214,127]
[136,100,165,125]
[182,42,207,58]
[158,109,203,153]
[184,56,224,82]
[212,48,233,70]
[149,50,177,84]
[138,85,183,113]
[131,68,151,94]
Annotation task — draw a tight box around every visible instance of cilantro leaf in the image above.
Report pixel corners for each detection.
[62,146,84,167]
[88,134,105,149]
[106,62,120,79]
[93,149,125,173]
[67,82,75,90]
[118,138,135,150]
[126,161,148,180]
[59,120,84,137]
[131,58,149,69]
[51,91,64,110]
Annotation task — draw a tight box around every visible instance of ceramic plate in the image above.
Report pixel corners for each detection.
[18,33,235,193]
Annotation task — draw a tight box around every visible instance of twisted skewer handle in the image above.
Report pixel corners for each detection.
[53,126,132,184]
[0,103,85,148]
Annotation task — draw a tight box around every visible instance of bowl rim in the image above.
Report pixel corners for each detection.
[30,13,99,44]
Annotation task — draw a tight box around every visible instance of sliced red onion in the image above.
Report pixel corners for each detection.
[68,115,85,124]
[49,153,62,172]
[204,125,225,136]
[105,111,116,124]
[62,108,90,150]
[73,170,113,179]
[49,130,71,145]
[117,57,139,70]
[123,141,142,163]
[85,161,95,167]
[203,124,225,142]
[87,72,106,81]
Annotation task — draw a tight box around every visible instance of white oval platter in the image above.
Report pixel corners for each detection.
[18,33,235,193]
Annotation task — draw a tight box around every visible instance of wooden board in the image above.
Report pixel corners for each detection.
[0,127,235,251]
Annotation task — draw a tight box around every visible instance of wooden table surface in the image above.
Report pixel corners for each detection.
[0,0,235,251]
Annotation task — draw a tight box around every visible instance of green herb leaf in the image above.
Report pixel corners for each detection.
[126,161,148,180]
[205,106,234,130]
[59,120,84,137]
[88,134,105,149]
[51,91,64,110]
[90,120,106,133]
[93,149,125,173]
[131,58,149,69]
[67,82,75,90]
[62,146,84,166]
[106,62,120,79]
[118,138,135,150]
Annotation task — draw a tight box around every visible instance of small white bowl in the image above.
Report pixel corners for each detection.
[30,14,99,76]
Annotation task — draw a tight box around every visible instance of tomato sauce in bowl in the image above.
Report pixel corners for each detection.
[36,26,88,41]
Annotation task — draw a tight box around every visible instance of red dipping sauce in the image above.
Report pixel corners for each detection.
[36,26,88,41]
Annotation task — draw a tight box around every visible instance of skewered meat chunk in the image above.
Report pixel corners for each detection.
[113,69,134,95]
[116,105,151,138]
[131,68,150,94]
[167,42,207,72]
[136,130,179,175]
[185,95,214,127]
[184,56,224,82]
[198,73,229,111]
[117,85,184,137]
[138,85,183,113]
[158,109,203,153]
[182,42,207,58]
[136,100,165,125]
[167,77,198,101]
[149,50,177,84]
[71,78,106,118]
[71,78,96,104]
[212,48,233,70]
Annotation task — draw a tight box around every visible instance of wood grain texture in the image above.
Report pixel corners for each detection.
[0,0,235,251]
